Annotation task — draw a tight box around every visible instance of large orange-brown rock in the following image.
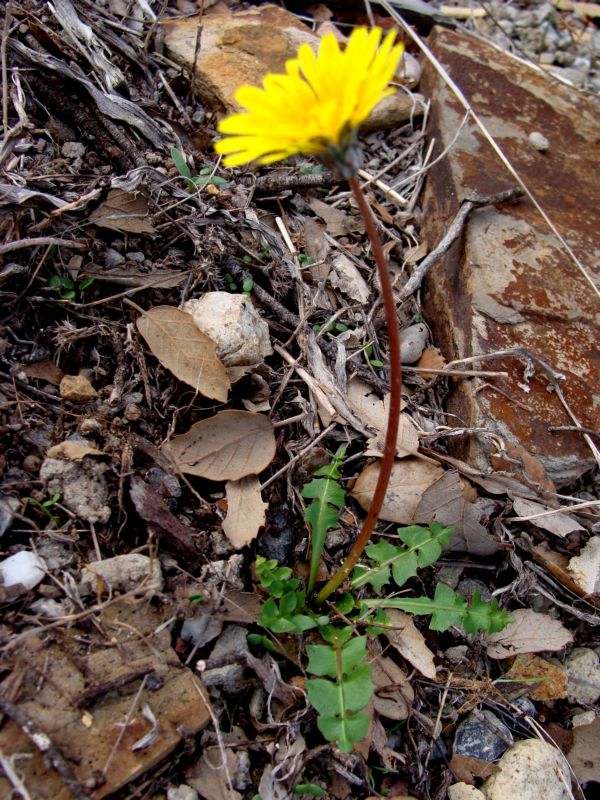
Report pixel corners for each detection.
[161,4,423,126]
[420,27,600,485]
[162,4,319,114]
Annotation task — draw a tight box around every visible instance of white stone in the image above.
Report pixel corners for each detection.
[448,785,486,800]
[565,648,600,705]
[167,785,199,800]
[572,710,596,728]
[400,322,429,364]
[0,551,46,591]
[529,131,550,151]
[482,739,571,800]
[80,554,163,596]
[184,293,272,367]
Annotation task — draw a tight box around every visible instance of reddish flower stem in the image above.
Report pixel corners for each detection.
[315,177,403,604]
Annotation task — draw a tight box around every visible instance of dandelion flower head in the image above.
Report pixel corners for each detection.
[215,27,404,172]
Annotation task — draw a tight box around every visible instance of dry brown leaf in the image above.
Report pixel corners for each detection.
[567,536,600,594]
[567,716,600,785]
[512,497,584,538]
[20,360,64,385]
[347,377,419,458]
[415,470,500,556]
[490,441,556,494]
[186,747,242,800]
[46,441,106,461]
[486,609,573,659]
[381,608,437,680]
[328,254,371,303]
[89,188,156,233]
[352,458,443,524]
[532,544,600,608]
[163,410,276,481]
[415,346,445,378]
[369,640,414,721]
[222,476,267,549]
[136,306,230,402]
[450,754,498,784]
[308,197,363,236]
[403,240,428,264]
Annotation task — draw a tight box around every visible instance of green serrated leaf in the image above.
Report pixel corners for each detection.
[279,591,298,615]
[353,523,454,591]
[334,593,355,615]
[291,614,321,632]
[320,625,353,647]
[463,591,513,634]
[316,712,370,753]
[307,643,337,678]
[340,636,367,673]
[301,448,346,593]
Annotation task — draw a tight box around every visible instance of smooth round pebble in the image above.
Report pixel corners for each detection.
[529,131,550,151]
[0,550,46,591]
[482,739,571,800]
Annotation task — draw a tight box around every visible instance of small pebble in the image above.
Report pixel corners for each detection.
[0,551,46,592]
[124,403,142,421]
[454,709,513,762]
[529,131,550,152]
[565,648,600,705]
[60,374,98,403]
[61,141,85,159]
[167,787,199,800]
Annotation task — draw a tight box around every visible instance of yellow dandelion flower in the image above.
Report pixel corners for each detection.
[215,27,404,173]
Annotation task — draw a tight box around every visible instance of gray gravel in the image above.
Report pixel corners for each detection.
[433,0,600,93]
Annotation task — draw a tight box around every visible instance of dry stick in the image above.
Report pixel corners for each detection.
[1,0,12,144]
[0,696,89,800]
[315,178,403,604]
[399,187,523,299]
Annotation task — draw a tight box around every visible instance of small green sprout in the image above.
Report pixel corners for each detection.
[171,147,228,191]
[48,274,94,301]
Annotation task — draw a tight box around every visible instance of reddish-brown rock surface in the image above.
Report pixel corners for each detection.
[421,27,600,484]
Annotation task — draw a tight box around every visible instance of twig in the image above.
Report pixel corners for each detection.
[0,237,88,255]
[1,1,13,146]
[399,188,523,299]
[101,675,148,776]
[0,748,32,800]
[0,696,89,800]
[261,423,337,491]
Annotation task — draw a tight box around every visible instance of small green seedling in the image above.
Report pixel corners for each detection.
[298,253,315,268]
[364,342,384,369]
[48,274,94,301]
[24,492,61,524]
[171,147,228,191]
[293,782,325,797]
